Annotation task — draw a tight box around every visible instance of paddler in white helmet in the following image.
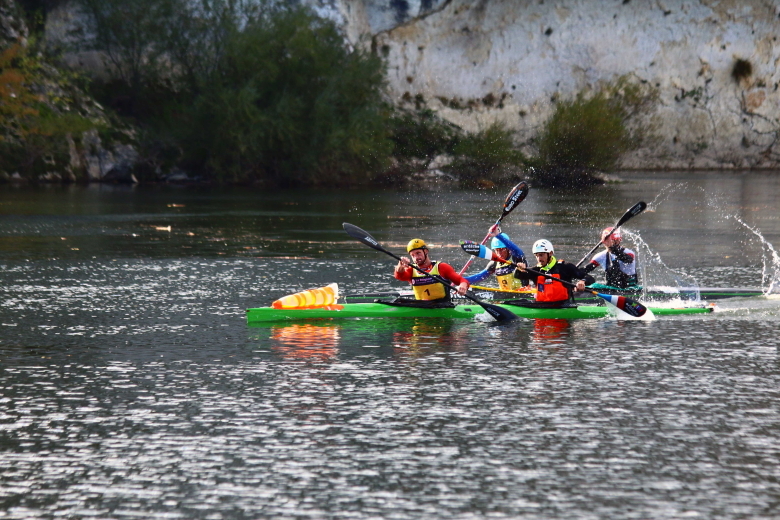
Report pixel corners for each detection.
[581,227,639,289]
[464,227,528,291]
[514,239,595,306]
[394,238,470,301]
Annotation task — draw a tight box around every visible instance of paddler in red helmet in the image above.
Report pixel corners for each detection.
[581,227,639,289]
[394,238,470,302]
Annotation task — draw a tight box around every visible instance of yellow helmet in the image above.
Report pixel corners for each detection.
[406,238,428,252]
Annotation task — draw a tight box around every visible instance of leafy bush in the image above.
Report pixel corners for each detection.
[533,76,657,187]
[448,122,526,186]
[388,108,459,162]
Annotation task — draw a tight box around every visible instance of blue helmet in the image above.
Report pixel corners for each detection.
[490,236,507,249]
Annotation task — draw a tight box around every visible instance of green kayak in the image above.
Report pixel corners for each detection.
[246,302,713,323]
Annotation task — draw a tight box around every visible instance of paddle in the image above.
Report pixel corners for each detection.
[343,222,518,322]
[575,201,647,268]
[460,242,648,317]
[458,181,530,275]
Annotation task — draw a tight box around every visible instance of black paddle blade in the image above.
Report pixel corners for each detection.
[501,181,530,219]
[615,201,647,227]
[480,302,518,322]
[460,241,482,257]
[343,222,384,252]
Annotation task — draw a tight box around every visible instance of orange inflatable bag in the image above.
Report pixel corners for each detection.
[271,283,343,310]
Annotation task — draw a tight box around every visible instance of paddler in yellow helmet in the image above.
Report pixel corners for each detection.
[394,238,470,301]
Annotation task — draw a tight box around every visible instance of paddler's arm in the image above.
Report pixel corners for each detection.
[464,262,496,285]
[512,261,534,283]
[563,262,591,291]
[437,262,470,296]
[609,245,635,264]
[394,257,413,282]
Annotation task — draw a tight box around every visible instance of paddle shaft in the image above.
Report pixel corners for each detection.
[524,267,647,317]
[458,181,529,275]
[458,222,500,276]
[575,201,647,268]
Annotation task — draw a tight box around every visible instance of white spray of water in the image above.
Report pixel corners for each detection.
[646,183,689,212]
[723,215,780,295]
[623,229,702,303]
[700,193,780,295]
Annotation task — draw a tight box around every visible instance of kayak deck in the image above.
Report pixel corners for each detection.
[246,302,713,323]
[345,287,763,304]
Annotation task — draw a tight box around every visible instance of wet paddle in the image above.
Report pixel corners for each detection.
[458,181,530,275]
[343,223,518,322]
[461,242,648,317]
[575,201,647,268]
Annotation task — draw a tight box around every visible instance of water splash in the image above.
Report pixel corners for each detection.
[646,183,689,212]
[723,215,780,295]
[702,194,780,295]
[623,230,702,302]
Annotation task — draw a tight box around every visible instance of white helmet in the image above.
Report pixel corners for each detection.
[532,239,554,254]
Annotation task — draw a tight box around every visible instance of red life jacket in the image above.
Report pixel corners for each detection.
[533,257,570,302]
[535,272,569,302]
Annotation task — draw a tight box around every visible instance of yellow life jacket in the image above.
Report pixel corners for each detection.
[495,261,523,290]
[411,261,447,300]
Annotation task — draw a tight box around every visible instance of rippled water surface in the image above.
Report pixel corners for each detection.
[1,172,779,519]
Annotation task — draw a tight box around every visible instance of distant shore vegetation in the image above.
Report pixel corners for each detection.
[2,0,656,188]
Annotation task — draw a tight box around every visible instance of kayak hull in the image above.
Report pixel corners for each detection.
[246,302,713,323]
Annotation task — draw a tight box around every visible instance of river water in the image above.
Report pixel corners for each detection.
[1,171,779,519]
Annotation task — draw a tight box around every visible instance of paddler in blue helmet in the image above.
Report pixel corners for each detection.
[394,238,470,301]
[464,227,528,291]
[514,239,594,306]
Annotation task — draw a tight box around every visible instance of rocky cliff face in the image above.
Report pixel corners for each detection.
[1,0,138,182]
[328,0,780,169]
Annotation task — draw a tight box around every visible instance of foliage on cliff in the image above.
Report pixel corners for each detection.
[530,76,658,187]
[382,107,525,187]
[70,0,528,187]
[178,7,392,186]
[0,42,101,180]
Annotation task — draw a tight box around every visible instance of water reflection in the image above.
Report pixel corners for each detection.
[531,319,571,347]
[391,319,468,357]
[254,318,476,360]
[269,323,340,361]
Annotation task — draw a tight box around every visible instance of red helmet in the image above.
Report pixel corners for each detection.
[601,227,622,243]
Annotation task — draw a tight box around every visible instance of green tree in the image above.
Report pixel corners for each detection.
[176,7,391,185]
[74,0,392,186]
